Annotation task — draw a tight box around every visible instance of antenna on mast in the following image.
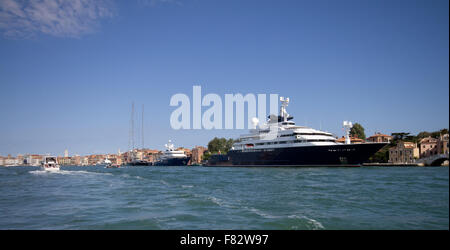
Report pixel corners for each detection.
[343,121,353,144]
[279,96,290,122]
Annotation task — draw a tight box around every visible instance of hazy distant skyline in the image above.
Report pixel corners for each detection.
[0,0,448,156]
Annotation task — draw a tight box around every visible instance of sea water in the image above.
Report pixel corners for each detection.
[0,166,448,230]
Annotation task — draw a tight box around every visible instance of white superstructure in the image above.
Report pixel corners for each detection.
[41,156,60,171]
[232,97,343,151]
[159,140,188,160]
[102,157,112,165]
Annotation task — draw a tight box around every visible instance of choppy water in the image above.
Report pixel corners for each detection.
[0,166,448,230]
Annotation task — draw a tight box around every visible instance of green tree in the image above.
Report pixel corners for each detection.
[350,123,366,140]
[431,131,442,138]
[202,151,212,161]
[415,129,448,141]
[416,131,431,139]
[369,145,390,163]
[225,138,234,152]
[207,137,235,154]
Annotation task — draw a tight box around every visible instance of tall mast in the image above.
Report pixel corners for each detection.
[142,104,144,149]
[130,101,135,150]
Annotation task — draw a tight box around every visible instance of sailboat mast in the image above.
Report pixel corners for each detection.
[131,102,135,150]
[142,104,144,149]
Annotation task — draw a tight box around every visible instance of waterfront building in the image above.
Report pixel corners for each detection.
[29,155,43,166]
[81,156,89,166]
[143,149,160,163]
[389,141,419,163]
[437,133,449,155]
[335,136,365,144]
[4,155,18,166]
[367,133,392,143]
[135,150,144,161]
[0,156,4,166]
[105,154,122,165]
[88,154,105,165]
[121,151,131,164]
[176,147,192,158]
[191,146,207,164]
[72,155,81,165]
[126,150,144,163]
[64,149,69,158]
[419,137,439,158]
[16,154,24,165]
[57,156,72,165]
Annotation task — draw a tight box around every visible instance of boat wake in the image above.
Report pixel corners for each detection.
[287,214,324,230]
[30,169,61,175]
[207,196,235,208]
[160,180,170,186]
[245,206,324,229]
[29,169,113,177]
[201,194,325,230]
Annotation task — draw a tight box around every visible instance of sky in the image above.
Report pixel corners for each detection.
[0,0,448,156]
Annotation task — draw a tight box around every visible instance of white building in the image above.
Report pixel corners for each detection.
[4,158,18,166]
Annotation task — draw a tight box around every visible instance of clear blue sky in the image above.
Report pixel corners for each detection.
[0,0,448,156]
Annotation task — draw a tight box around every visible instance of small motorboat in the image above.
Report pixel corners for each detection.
[106,163,120,168]
[41,156,60,171]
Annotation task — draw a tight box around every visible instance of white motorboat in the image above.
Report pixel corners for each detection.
[41,156,60,171]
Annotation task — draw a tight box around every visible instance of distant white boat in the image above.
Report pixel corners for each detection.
[41,156,60,171]
[106,163,120,168]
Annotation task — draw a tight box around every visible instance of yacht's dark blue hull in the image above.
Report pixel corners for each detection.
[153,157,191,166]
[206,143,387,167]
[129,160,150,166]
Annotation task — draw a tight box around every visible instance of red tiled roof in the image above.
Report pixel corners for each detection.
[419,137,438,144]
[368,133,392,138]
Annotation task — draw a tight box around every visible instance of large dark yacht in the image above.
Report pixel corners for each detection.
[206,97,387,167]
[153,140,191,166]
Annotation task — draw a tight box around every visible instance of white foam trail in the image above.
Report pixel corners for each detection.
[181,185,193,188]
[246,207,279,219]
[205,196,239,209]
[208,196,230,208]
[288,215,325,230]
[245,206,325,230]
[118,173,145,180]
[30,169,113,176]
[29,170,50,175]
